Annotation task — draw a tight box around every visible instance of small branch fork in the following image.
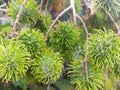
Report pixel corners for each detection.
[45,0,77,41]
[45,5,71,41]
[45,0,89,82]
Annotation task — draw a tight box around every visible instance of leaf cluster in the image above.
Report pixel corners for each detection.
[34,11,53,33]
[18,29,46,58]
[0,39,30,83]
[96,0,120,18]
[49,21,80,62]
[68,59,105,90]
[7,0,38,25]
[18,29,64,85]
[88,30,120,69]
[31,48,63,84]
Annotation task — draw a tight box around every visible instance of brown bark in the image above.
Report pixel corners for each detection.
[50,0,66,19]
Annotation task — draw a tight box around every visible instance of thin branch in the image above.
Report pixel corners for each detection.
[76,14,88,35]
[45,6,71,41]
[76,14,89,82]
[71,0,77,24]
[45,0,89,82]
[45,0,79,41]
[101,7,120,35]
[39,0,43,11]
[45,0,49,11]
[12,0,28,32]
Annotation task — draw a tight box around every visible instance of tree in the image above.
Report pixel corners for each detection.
[0,0,120,90]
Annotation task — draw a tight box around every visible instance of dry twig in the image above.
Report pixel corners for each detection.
[12,0,28,32]
[45,6,71,41]
[76,14,89,82]
[45,0,49,11]
[39,0,43,11]
[45,0,89,82]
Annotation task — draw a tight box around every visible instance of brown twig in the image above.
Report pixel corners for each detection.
[12,0,28,32]
[71,0,76,24]
[101,7,120,35]
[45,6,71,41]
[39,0,43,11]
[45,0,89,82]
[76,14,89,82]
[45,0,78,41]
[45,0,49,11]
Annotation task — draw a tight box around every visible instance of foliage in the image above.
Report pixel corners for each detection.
[107,72,120,90]
[7,0,38,25]
[18,28,46,58]
[96,0,120,18]
[34,11,53,33]
[90,10,109,29]
[73,28,86,59]
[0,0,120,89]
[15,73,36,90]
[88,29,120,69]
[75,0,82,13]
[0,26,12,38]
[49,21,80,62]
[31,48,63,84]
[68,59,105,90]
[0,39,30,83]
[0,23,11,31]
[114,62,120,77]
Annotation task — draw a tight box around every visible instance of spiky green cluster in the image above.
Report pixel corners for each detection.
[31,48,63,84]
[88,30,120,69]
[68,59,105,90]
[0,39,29,83]
[19,29,46,58]
[49,21,80,62]
[7,0,38,25]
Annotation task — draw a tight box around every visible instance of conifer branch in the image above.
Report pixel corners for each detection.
[45,0,89,82]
